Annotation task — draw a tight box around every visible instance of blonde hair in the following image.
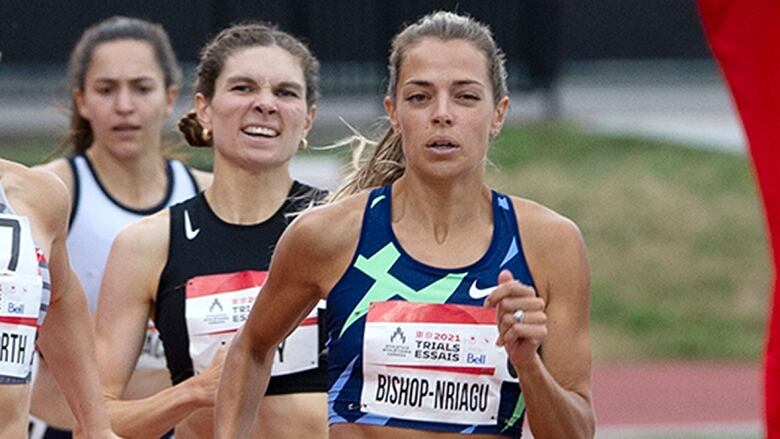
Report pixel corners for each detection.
[332,11,508,200]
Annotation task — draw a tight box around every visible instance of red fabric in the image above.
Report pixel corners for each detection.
[697,1,780,436]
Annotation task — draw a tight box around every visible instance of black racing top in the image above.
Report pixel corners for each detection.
[154,181,328,394]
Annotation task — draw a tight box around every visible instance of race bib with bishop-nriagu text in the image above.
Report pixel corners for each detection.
[361,301,518,425]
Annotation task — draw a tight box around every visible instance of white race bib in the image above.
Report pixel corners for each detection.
[361,301,516,425]
[0,214,43,381]
[185,270,320,375]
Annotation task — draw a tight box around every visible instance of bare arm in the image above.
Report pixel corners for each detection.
[95,214,217,437]
[214,198,362,438]
[34,159,74,195]
[31,172,115,438]
[487,202,595,439]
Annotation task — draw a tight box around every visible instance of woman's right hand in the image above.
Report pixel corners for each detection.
[191,344,229,407]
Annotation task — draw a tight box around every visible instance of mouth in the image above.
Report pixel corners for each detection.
[242,125,280,138]
[112,124,141,132]
[426,138,459,150]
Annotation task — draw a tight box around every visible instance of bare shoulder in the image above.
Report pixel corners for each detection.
[285,191,369,258]
[0,160,70,233]
[102,209,171,307]
[510,196,588,298]
[272,191,369,295]
[113,208,171,257]
[511,196,584,254]
[33,158,73,193]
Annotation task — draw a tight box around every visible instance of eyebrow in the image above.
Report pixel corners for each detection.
[224,76,305,92]
[402,79,486,88]
[92,76,157,84]
[275,81,305,93]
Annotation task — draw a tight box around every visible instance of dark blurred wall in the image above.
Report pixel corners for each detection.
[0,0,709,64]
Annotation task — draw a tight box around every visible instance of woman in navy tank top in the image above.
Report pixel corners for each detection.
[216,11,595,439]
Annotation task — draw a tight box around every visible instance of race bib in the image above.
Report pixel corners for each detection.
[361,301,516,425]
[185,270,320,376]
[0,214,43,381]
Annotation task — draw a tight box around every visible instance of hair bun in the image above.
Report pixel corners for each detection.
[178,110,212,147]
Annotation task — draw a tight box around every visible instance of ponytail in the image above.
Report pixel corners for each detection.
[177,110,213,147]
[331,127,405,201]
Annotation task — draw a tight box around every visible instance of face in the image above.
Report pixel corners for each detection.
[196,45,316,171]
[74,39,176,157]
[385,38,508,180]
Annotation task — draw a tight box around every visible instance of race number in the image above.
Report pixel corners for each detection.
[361,301,516,425]
[185,270,320,375]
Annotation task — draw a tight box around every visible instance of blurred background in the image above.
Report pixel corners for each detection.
[0,1,767,438]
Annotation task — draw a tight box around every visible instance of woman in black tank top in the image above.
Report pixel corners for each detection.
[91,23,328,438]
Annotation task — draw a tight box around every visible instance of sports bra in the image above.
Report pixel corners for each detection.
[326,185,535,436]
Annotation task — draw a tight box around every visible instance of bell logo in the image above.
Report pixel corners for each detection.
[7,302,24,314]
[466,353,486,365]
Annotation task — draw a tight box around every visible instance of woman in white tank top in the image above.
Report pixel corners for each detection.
[31,17,212,437]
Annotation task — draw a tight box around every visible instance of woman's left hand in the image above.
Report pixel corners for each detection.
[485,269,547,369]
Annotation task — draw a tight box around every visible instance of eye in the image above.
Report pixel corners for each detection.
[230,84,252,93]
[405,93,429,103]
[94,86,114,95]
[457,92,481,101]
[276,88,300,98]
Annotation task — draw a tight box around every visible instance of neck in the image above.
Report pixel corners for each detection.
[205,156,294,225]
[85,145,168,209]
[392,171,492,242]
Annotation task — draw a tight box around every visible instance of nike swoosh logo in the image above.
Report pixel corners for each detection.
[468,280,496,299]
[184,209,200,240]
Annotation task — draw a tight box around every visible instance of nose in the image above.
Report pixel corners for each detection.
[253,90,277,115]
[431,97,453,126]
[114,86,134,114]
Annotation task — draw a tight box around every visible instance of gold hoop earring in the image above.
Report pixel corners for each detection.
[299,138,308,150]
[202,128,212,142]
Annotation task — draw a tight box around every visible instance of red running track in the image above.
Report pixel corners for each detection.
[592,362,760,427]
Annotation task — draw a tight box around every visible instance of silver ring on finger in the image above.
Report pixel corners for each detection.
[512,309,525,324]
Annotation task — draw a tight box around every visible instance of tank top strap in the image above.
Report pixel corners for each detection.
[489,190,535,287]
[168,159,200,195]
[356,185,395,256]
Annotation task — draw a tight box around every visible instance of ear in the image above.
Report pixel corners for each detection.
[164,86,179,117]
[384,96,399,133]
[73,88,91,121]
[490,96,510,138]
[194,92,212,131]
[303,104,317,137]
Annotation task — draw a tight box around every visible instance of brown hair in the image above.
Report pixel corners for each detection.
[332,11,508,200]
[66,16,181,153]
[178,22,320,147]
